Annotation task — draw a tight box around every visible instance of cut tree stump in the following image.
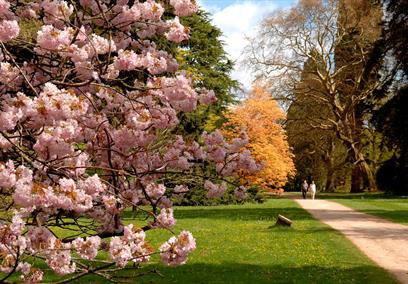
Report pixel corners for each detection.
[275,214,292,226]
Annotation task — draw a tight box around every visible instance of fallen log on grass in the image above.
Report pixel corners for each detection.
[275,214,292,226]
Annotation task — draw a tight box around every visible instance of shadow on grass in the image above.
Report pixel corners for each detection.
[77,262,396,284]
[123,205,310,222]
[317,193,406,200]
[356,209,408,224]
[284,192,407,200]
[174,207,309,222]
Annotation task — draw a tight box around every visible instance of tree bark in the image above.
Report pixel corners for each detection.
[350,150,377,192]
[323,141,336,192]
[325,169,335,192]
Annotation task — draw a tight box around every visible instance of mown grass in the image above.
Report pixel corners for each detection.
[73,199,395,283]
[2,199,397,283]
[333,198,408,225]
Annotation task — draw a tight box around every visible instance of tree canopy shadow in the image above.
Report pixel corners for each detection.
[172,206,309,222]
[72,262,396,284]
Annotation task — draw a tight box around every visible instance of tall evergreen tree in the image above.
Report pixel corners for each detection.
[373,0,408,194]
[177,10,239,137]
[286,56,348,191]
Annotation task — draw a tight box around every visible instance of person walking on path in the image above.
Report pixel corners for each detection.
[301,180,308,199]
[308,181,316,200]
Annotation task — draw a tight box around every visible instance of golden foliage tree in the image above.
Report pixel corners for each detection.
[224,84,295,189]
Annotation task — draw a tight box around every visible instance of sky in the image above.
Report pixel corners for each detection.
[198,0,296,90]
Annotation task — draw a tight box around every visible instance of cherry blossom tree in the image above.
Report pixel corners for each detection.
[0,1,258,282]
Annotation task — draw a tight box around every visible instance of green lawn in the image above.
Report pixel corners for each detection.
[333,198,408,225]
[3,199,397,283]
[70,199,395,283]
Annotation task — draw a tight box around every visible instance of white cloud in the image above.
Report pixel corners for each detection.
[203,1,280,90]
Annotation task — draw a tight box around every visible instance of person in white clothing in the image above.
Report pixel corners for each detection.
[308,181,316,200]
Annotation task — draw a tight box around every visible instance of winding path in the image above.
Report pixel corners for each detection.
[295,199,408,284]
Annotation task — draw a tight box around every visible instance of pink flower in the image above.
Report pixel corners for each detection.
[145,183,166,200]
[0,160,16,188]
[174,185,189,193]
[103,195,119,213]
[234,186,247,200]
[27,227,56,253]
[46,242,76,275]
[88,34,117,55]
[0,62,20,86]
[36,25,73,51]
[18,262,44,284]
[165,17,189,43]
[152,208,176,229]
[78,174,106,197]
[199,89,217,105]
[0,0,10,15]
[109,224,151,267]
[144,52,167,74]
[114,49,143,71]
[109,237,131,267]
[161,73,197,112]
[40,0,73,25]
[140,0,164,21]
[0,20,19,42]
[160,231,196,266]
[204,180,227,198]
[72,236,101,260]
[170,0,198,17]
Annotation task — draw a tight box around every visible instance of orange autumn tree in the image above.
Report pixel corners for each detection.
[224,84,295,189]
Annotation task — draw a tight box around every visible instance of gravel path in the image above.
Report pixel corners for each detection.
[295,199,408,284]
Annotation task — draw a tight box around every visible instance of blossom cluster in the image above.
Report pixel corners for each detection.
[109,224,152,267]
[0,0,258,282]
[203,131,260,176]
[160,231,196,266]
[204,180,227,198]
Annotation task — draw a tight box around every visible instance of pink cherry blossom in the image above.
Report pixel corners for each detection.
[160,231,196,266]
[152,208,176,229]
[0,0,10,15]
[199,89,217,105]
[0,1,260,280]
[0,160,16,188]
[72,236,101,260]
[165,17,189,43]
[170,0,198,17]
[145,183,166,200]
[204,180,227,198]
[234,186,247,200]
[0,20,19,42]
[40,0,73,26]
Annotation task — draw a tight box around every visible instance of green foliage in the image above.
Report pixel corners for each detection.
[176,10,239,137]
[171,183,265,206]
[371,0,408,194]
[376,156,406,195]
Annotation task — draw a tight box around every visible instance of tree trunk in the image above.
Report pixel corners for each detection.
[323,141,336,192]
[325,169,335,192]
[401,145,408,192]
[350,150,377,192]
[350,166,363,193]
